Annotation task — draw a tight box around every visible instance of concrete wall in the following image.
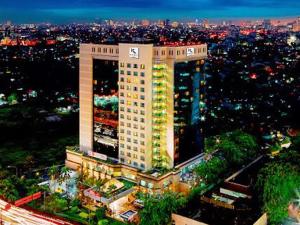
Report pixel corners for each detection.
[172,214,208,225]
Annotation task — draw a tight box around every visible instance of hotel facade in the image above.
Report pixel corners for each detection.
[66,42,207,191]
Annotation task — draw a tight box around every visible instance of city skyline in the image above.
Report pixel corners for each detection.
[1,0,300,23]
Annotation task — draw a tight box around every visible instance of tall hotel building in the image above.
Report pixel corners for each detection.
[66,42,207,191]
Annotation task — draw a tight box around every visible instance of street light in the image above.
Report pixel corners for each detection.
[7,165,18,177]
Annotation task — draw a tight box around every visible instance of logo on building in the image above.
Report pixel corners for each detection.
[129,47,139,59]
[187,47,195,56]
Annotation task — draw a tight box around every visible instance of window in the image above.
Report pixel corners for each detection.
[127,123,131,128]
[120,143,124,148]
[140,80,145,85]
[140,133,145,138]
[133,71,138,76]
[133,147,138,151]
[92,47,95,52]
[127,93,131,98]
[120,136,125,141]
[133,117,138,122]
[98,47,101,53]
[127,71,131,75]
[133,162,138,167]
[127,152,131,157]
[140,163,145,169]
[127,145,131,150]
[120,114,124,119]
[127,63,131,68]
[120,106,124,111]
[133,139,138,144]
[140,64,145,69]
[140,156,145,161]
[133,124,138,129]
[133,154,138,159]
[120,62,124,67]
[134,102,138,107]
[140,87,145,92]
[127,108,131,113]
[141,72,145,77]
[120,77,124,82]
[127,130,131,135]
[120,129,124,133]
[120,99,124,104]
[120,70,124,74]
[120,151,124,156]
[127,138,131,142]
[140,118,145,123]
[140,103,145,107]
[140,95,145,100]
[133,86,138,91]
[127,115,131,120]
[140,148,145,153]
[140,110,145,115]
[120,85,124,89]
[133,94,138,99]
[140,141,145,146]
[134,64,138,68]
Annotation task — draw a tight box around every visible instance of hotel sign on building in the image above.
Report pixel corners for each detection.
[187,47,195,56]
[129,47,139,58]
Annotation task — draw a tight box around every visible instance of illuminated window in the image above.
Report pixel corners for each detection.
[140,148,145,153]
[133,154,138,159]
[133,132,138,137]
[127,101,132,106]
[127,86,131,91]
[127,93,131,98]
[120,62,124,67]
[120,136,125,141]
[133,94,138,99]
[140,64,145,69]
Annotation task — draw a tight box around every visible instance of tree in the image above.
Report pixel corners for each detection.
[194,157,227,184]
[139,192,187,225]
[256,162,300,224]
[221,139,246,166]
[0,178,20,202]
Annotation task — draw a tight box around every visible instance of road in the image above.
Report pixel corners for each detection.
[0,199,74,225]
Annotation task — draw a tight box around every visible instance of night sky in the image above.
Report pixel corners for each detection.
[0,0,299,23]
